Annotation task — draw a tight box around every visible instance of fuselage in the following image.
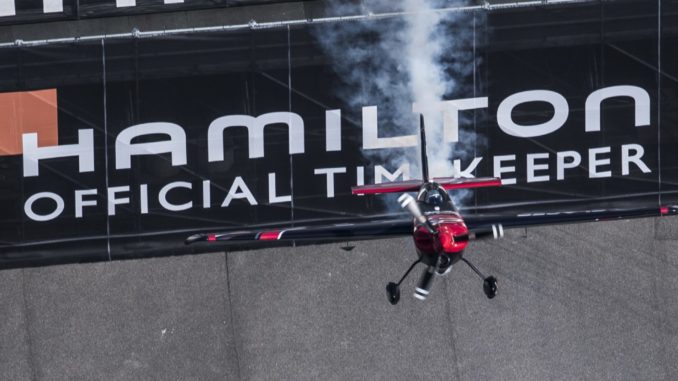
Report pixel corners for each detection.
[411,182,470,271]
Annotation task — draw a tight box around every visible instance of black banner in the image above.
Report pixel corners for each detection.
[0,0,287,25]
[1,0,677,268]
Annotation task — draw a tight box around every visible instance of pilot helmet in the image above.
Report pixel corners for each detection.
[426,189,444,206]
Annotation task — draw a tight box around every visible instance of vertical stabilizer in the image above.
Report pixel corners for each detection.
[419,114,430,182]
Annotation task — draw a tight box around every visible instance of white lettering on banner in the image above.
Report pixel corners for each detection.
[208,112,305,160]
[23,129,94,177]
[159,181,192,211]
[116,122,187,170]
[622,144,651,175]
[268,173,291,203]
[497,90,569,138]
[22,144,653,220]
[375,163,410,183]
[17,83,660,222]
[0,0,14,16]
[355,166,365,197]
[453,158,482,178]
[314,167,347,198]
[556,151,582,180]
[75,189,97,218]
[140,184,149,214]
[362,106,417,149]
[493,155,517,185]
[115,0,135,7]
[20,85,655,178]
[108,186,130,216]
[526,153,550,183]
[25,192,64,222]
[585,86,651,132]
[43,0,63,13]
[589,147,612,178]
[221,177,257,206]
[413,97,488,143]
[202,180,211,208]
[356,166,365,187]
[326,109,342,152]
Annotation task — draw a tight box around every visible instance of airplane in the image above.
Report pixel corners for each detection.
[185,115,677,305]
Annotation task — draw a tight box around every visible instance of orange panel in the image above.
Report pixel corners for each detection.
[0,88,58,156]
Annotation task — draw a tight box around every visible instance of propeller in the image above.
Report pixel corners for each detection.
[397,193,436,234]
[395,193,444,302]
[414,265,436,301]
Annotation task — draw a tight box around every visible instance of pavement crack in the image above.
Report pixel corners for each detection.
[443,277,463,381]
[20,269,38,381]
[224,252,243,381]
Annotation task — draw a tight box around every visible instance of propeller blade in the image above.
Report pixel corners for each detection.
[414,266,436,301]
[397,193,436,233]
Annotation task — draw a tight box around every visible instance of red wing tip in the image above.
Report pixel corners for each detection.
[351,185,421,195]
[440,179,502,190]
[185,233,218,244]
[258,231,281,240]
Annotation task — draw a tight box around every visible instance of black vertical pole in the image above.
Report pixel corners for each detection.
[419,114,429,182]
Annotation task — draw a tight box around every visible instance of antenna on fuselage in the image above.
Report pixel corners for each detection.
[419,114,430,182]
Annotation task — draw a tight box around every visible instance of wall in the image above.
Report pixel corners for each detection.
[1,217,677,380]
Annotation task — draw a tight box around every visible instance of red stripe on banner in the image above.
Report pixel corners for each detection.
[259,231,280,240]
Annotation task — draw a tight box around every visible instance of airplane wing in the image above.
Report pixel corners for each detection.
[434,177,503,191]
[185,218,413,244]
[351,177,502,195]
[463,205,678,234]
[186,205,678,246]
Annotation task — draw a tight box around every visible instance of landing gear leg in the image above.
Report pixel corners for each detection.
[460,257,498,299]
[386,259,422,305]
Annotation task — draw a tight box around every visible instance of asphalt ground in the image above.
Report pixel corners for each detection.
[1,217,678,380]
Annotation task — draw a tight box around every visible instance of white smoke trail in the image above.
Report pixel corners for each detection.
[313,0,480,206]
[405,0,450,179]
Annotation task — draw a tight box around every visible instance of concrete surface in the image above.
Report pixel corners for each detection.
[2,217,678,380]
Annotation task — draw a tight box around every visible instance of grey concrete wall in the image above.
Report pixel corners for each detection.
[1,217,677,380]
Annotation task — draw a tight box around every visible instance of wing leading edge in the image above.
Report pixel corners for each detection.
[464,205,678,231]
[351,177,502,195]
[186,206,678,246]
[185,219,412,245]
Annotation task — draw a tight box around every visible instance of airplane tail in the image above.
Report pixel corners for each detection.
[351,114,502,195]
[419,114,429,182]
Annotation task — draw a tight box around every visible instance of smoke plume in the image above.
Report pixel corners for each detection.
[313,0,481,206]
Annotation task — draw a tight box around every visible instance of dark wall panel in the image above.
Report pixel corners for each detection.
[0,0,674,268]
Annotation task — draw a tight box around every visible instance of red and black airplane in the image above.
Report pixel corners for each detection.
[186,116,677,304]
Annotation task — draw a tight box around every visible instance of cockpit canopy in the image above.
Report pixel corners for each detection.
[417,183,454,210]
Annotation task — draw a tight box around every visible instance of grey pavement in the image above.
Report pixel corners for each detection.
[2,217,678,380]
